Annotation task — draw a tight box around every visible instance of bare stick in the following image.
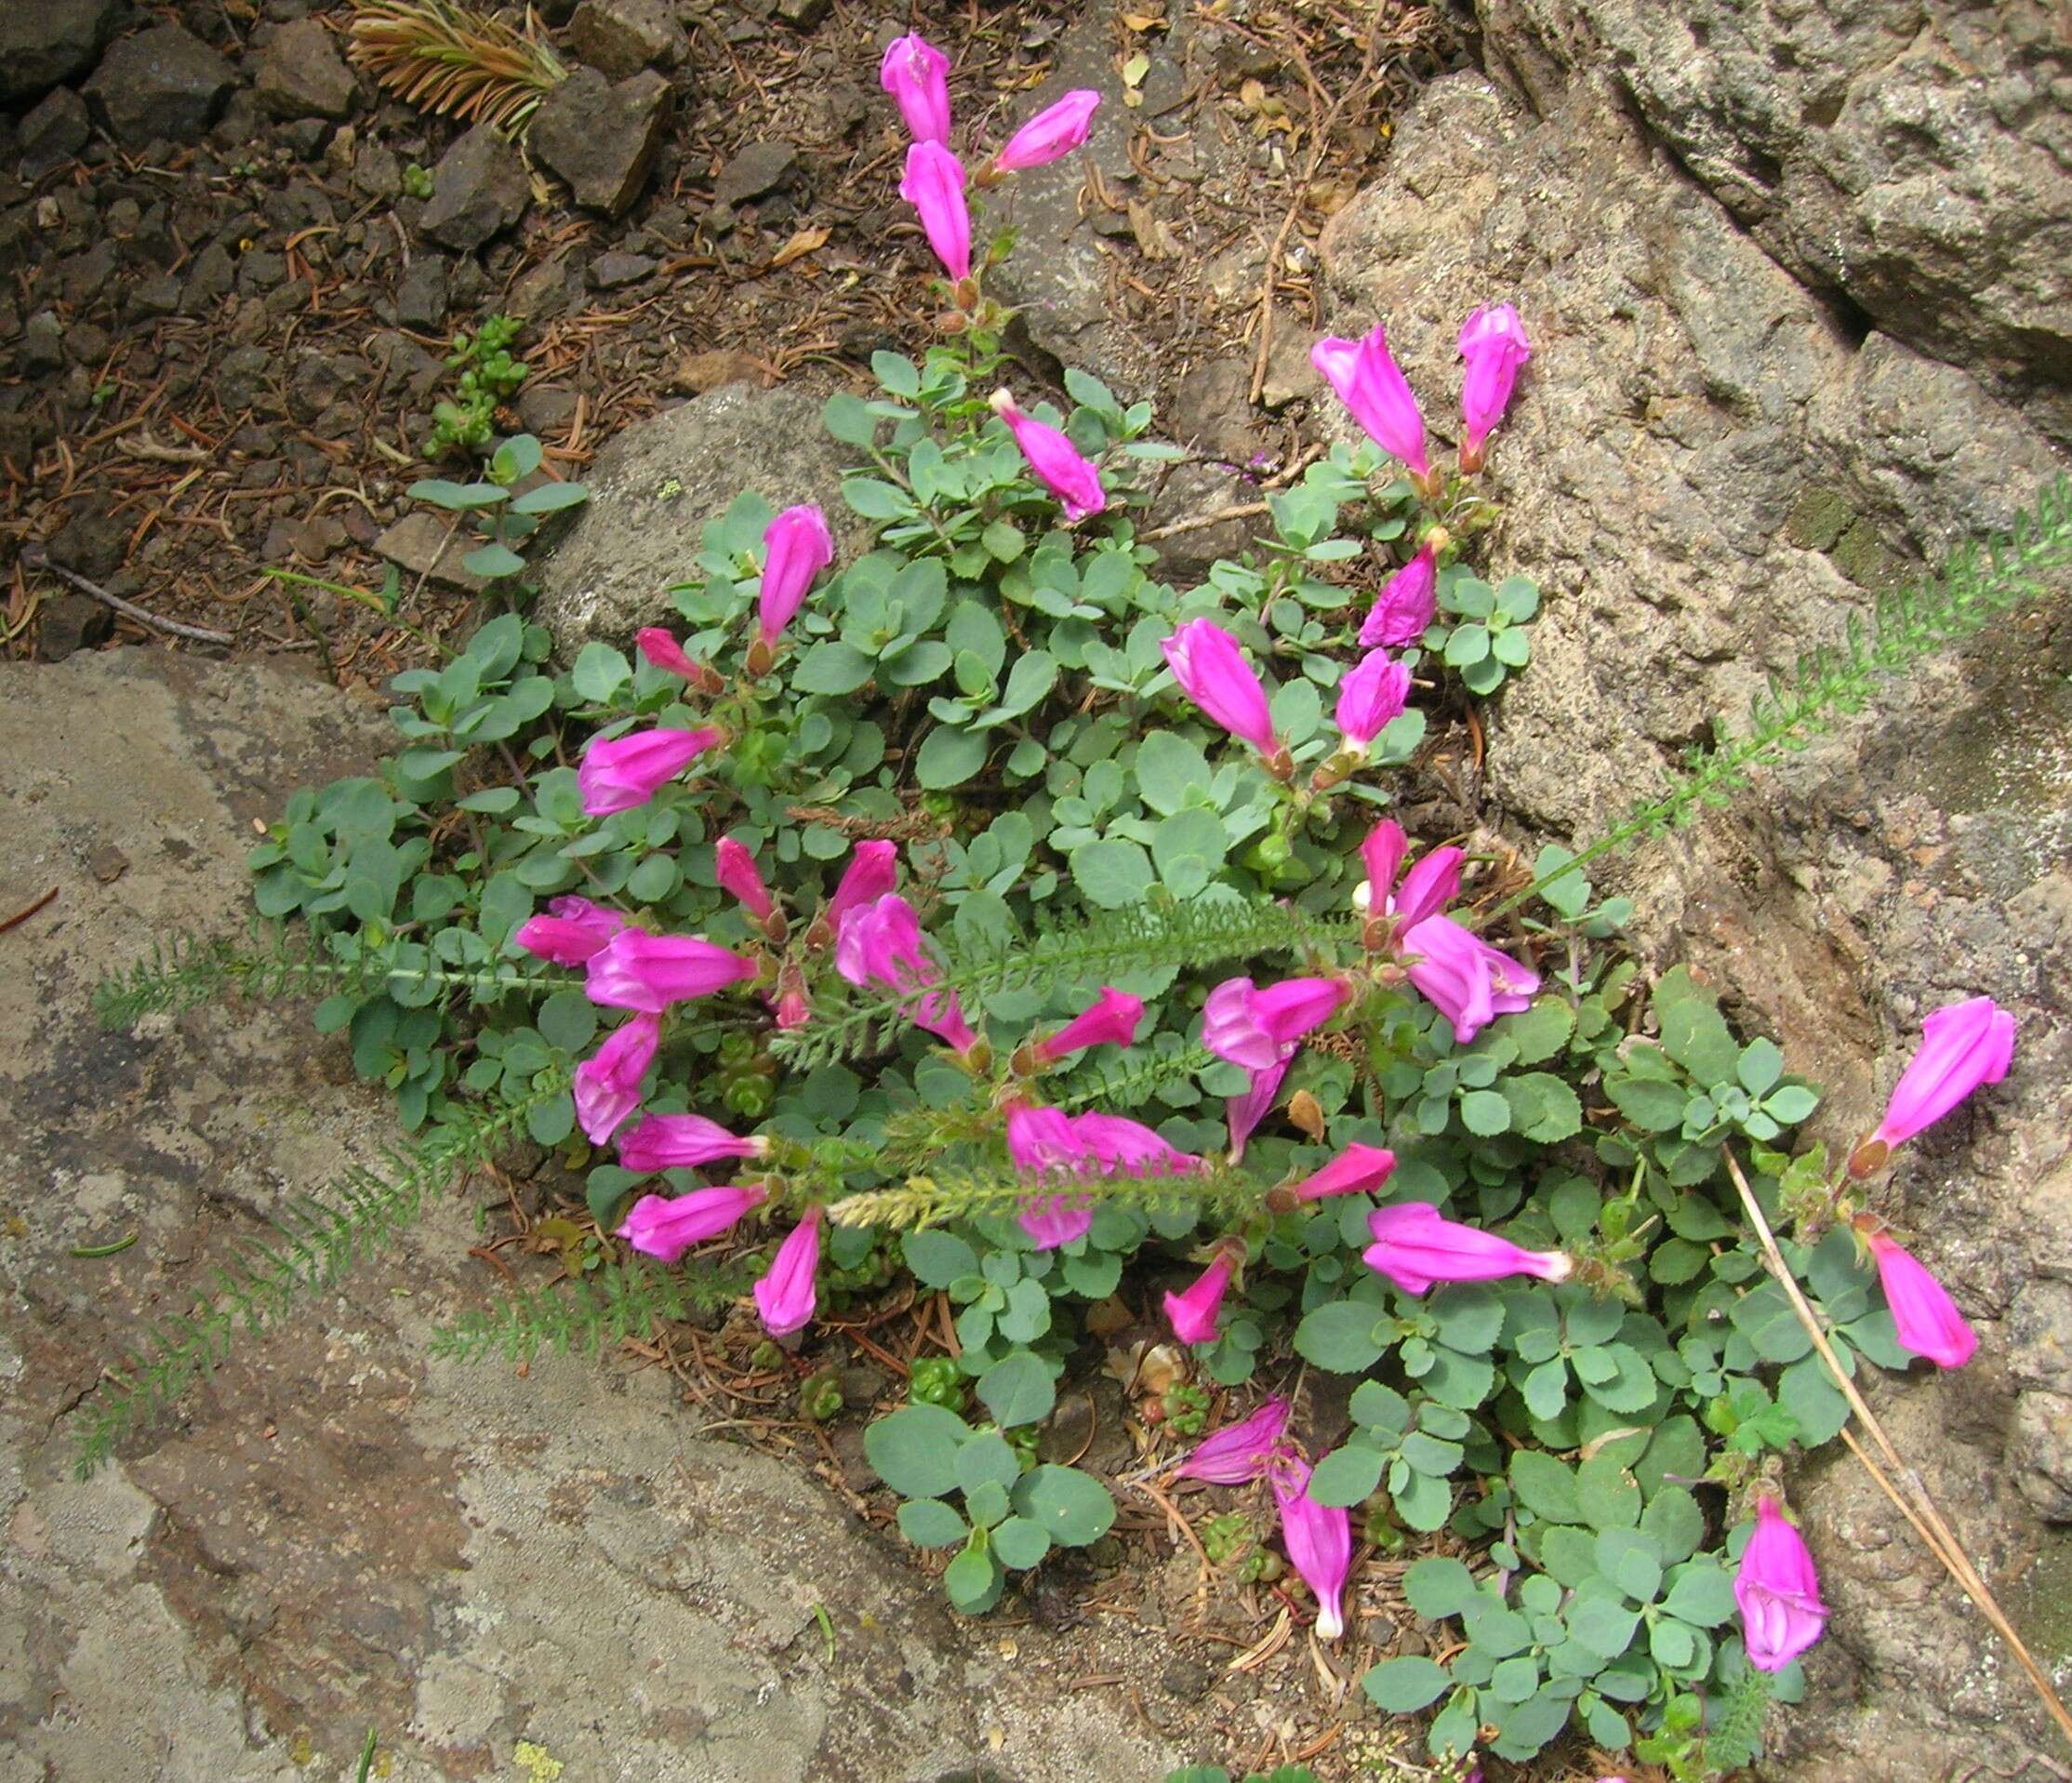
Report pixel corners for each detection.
[1722,1148,2072,1750]
[21,543,235,646]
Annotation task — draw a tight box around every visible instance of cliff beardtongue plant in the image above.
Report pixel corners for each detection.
[879,32,951,144]
[1456,302,1532,472]
[900,140,973,286]
[1734,1496,1828,1672]
[987,89,1100,175]
[1851,993,2016,1176]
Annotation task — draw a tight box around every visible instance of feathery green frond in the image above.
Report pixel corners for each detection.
[426,1259,750,1364]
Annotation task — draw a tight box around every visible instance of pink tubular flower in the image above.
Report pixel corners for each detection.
[618,1111,767,1174]
[1400,913,1538,1044]
[755,1204,823,1338]
[1007,1103,1201,1247]
[634,627,718,690]
[578,725,724,818]
[1270,1456,1353,1640]
[991,89,1100,171]
[879,33,951,144]
[586,932,757,1014]
[756,504,834,649]
[617,1184,767,1264]
[824,839,899,935]
[1311,324,1431,478]
[1866,1231,1978,1369]
[573,1012,659,1145]
[1018,1194,1095,1249]
[1360,819,1461,928]
[1007,1102,1083,1176]
[713,837,776,924]
[1034,987,1144,1064]
[1203,976,1350,1073]
[990,390,1106,521]
[1870,995,2016,1148]
[835,892,979,1054]
[900,140,972,283]
[1161,618,1280,758]
[1291,1143,1397,1202]
[1458,303,1532,461]
[1164,1251,1235,1345]
[1734,1496,1827,1672]
[1226,1058,1289,1162]
[515,895,628,966]
[1175,1397,1290,1484]
[1363,1201,1571,1296]
[1361,545,1439,649]
[1072,1111,1202,1176]
[1335,650,1413,753]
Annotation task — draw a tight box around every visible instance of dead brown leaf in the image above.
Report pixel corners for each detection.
[770,224,830,269]
[1127,201,1183,259]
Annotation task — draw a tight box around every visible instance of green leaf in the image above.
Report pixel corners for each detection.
[943,1543,1003,1613]
[864,1404,970,1497]
[1776,1352,1850,1444]
[1362,1656,1452,1712]
[1659,1560,1736,1627]
[1308,1446,1385,1508]
[956,1432,1024,1495]
[963,1479,1012,1528]
[1765,1084,1820,1123]
[462,542,526,579]
[916,725,990,789]
[1729,1280,1815,1364]
[990,1515,1052,1569]
[1495,996,1575,1065]
[1294,1300,1388,1373]
[1521,1357,1570,1420]
[1508,1451,1581,1524]
[976,1351,1056,1428]
[883,639,953,686]
[1012,1465,1114,1546]
[537,990,598,1053]
[1151,807,1229,898]
[897,1497,968,1548]
[1594,1528,1662,1602]
[1660,995,1743,1088]
[904,1231,980,1289]
[1459,1089,1511,1136]
[792,640,878,696]
[1134,729,1215,815]
[1403,1556,1481,1620]
[842,476,910,520]
[1640,1485,1707,1563]
[1490,1689,1570,1762]
[1069,837,1155,911]
[1506,1072,1583,1143]
[1575,1454,1641,1530]
[1737,1037,1785,1096]
[1567,1583,1641,1660]
[510,481,590,515]
[945,602,1006,677]
[1606,1073,1689,1132]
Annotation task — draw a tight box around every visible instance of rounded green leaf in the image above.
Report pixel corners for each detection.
[1458,1089,1512,1136]
[976,1351,1055,1429]
[1069,837,1155,911]
[897,1497,968,1548]
[863,1404,970,1498]
[1308,1445,1386,1508]
[903,1230,980,1289]
[990,1515,1052,1570]
[1294,1300,1388,1374]
[956,1432,1024,1496]
[1403,1556,1480,1620]
[943,1543,1003,1613]
[1361,1655,1451,1712]
[916,725,990,790]
[792,641,878,696]
[1011,1465,1114,1546]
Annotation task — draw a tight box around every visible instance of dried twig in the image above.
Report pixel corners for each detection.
[20,543,235,646]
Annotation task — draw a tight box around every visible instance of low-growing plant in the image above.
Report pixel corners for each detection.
[407,431,589,591]
[428,314,530,458]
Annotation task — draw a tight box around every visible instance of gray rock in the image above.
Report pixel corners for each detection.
[181,240,235,309]
[0,0,124,106]
[1475,0,2072,446]
[1164,358,1255,463]
[373,511,488,592]
[395,254,450,330]
[588,249,656,289]
[18,86,92,179]
[535,381,863,651]
[775,0,831,27]
[713,139,799,208]
[567,0,687,78]
[124,270,183,320]
[418,122,528,252]
[1142,461,1263,585]
[531,66,670,218]
[20,312,66,376]
[253,17,359,120]
[517,384,579,435]
[49,498,127,580]
[34,592,114,662]
[85,23,234,149]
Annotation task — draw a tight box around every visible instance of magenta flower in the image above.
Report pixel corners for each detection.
[713,837,776,924]
[991,89,1100,171]
[835,892,979,1055]
[1018,1194,1095,1248]
[515,895,629,966]
[634,627,719,690]
[756,504,834,650]
[1360,819,1461,927]
[1361,545,1438,649]
[1226,1058,1289,1162]
[1457,303,1532,462]
[1363,1201,1571,1296]
[1734,1496,1827,1672]
[754,1204,823,1338]
[1175,1397,1291,1484]
[617,1184,766,1264]
[1311,324,1431,478]
[573,1012,659,1145]
[1005,1103,1200,1246]
[990,390,1106,521]
[1870,995,2016,1148]
[1399,914,1538,1044]
[1866,1231,1978,1369]
[1161,619,1280,758]
[586,931,757,1014]
[900,140,972,283]
[1269,1455,1353,1639]
[618,1111,767,1174]
[1072,1111,1202,1176]
[1033,987,1144,1064]
[578,725,724,818]
[879,32,951,144]
[1203,976,1350,1073]
[1335,650,1413,753]
[1291,1143,1397,1202]
[1164,1251,1235,1345]
[1006,1101,1083,1175]
[824,839,899,935]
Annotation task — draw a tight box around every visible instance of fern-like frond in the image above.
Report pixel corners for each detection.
[831,1159,1275,1231]
[346,0,567,136]
[68,1077,563,1479]
[1052,1042,1215,1111]
[427,1259,749,1364]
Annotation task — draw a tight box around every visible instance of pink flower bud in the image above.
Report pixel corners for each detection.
[756,504,834,649]
[1311,324,1431,478]
[1734,1495,1827,1672]
[515,895,629,966]
[754,1204,822,1337]
[617,1111,767,1173]
[1458,303,1532,458]
[1072,1111,1202,1177]
[991,89,1100,171]
[899,140,972,283]
[712,837,776,924]
[824,839,899,935]
[578,725,724,817]
[1362,1201,1571,1296]
[1395,846,1465,928]
[990,389,1106,521]
[1866,1231,1978,1369]
[1269,1456,1353,1639]
[1035,987,1144,1064]
[617,1184,766,1263]
[879,33,951,144]
[574,1012,660,1144]
[585,932,757,1014]
[1163,1250,1235,1345]
[1360,545,1437,649]
[1399,914,1538,1044]
[834,892,978,1055]
[1161,618,1280,757]
[1226,1058,1288,1163]
[1202,976,1349,1073]
[1291,1143,1397,1202]
[636,627,716,688]
[1870,994,2015,1148]
[1175,1397,1290,1484]
[1335,649,1413,752]
[1361,820,1408,915]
